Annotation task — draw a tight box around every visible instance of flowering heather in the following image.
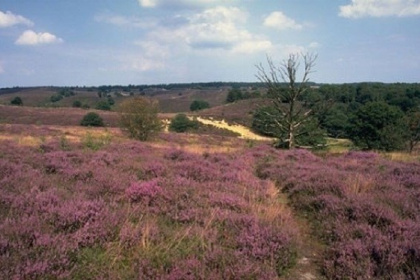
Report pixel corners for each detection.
[0,132,297,279]
[254,147,420,279]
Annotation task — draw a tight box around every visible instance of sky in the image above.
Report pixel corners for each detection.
[0,0,419,87]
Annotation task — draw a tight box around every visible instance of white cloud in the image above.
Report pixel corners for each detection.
[138,0,158,8]
[95,14,158,28]
[264,11,302,30]
[0,10,33,28]
[309,41,321,49]
[339,0,420,18]
[15,30,63,45]
[138,0,236,9]
[232,40,273,54]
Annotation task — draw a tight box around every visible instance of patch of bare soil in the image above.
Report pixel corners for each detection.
[194,117,272,141]
[277,191,326,280]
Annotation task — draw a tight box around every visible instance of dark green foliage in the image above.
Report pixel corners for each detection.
[252,106,326,148]
[107,96,115,106]
[59,88,75,97]
[72,100,82,108]
[95,100,111,111]
[169,114,199,132]
[252,106,281,137]
[348,102,408,151]
[226,88,243,103]
[80,112,104,127]
[10,96,23,106]
[50,94,63,103]
[189,100,210,111]
[407,110,420,152]
[320,104,350,138]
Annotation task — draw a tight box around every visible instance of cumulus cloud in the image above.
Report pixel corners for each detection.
[15,30,63,45]
[339,0,420,18]
[0,10,33,28]
[264,11,302,30]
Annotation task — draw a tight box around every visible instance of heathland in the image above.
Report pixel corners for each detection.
[0,83,419,279]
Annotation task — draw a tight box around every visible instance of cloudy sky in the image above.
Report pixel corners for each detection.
[0,0,419,87]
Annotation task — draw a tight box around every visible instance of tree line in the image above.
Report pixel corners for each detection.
[253,54,420,152]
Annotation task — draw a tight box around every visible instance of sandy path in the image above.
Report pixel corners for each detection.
[195,117,272,141]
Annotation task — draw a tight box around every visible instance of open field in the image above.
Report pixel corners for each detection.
[0,117,420,279]
[1,86,420,279]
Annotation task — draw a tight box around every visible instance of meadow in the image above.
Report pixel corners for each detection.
[0,84,420,279]
[0,121,419,279]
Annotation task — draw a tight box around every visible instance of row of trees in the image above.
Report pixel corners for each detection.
[253,53,420,151]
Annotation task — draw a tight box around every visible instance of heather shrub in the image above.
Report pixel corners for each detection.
[0,134,304,279]
[256,147,420,279]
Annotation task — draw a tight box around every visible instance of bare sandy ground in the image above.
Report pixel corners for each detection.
[195,117,272,141]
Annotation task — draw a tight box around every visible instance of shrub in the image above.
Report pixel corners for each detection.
[117,97,162,141]
[50,94,63,103]
[190,100,210,111]
[169,114,199,133]
[80,112,104,127]
[72,100,82,108]
[10,96,23,106]
[95,100,111,111]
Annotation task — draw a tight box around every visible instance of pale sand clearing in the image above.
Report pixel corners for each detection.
[194,117,272,141]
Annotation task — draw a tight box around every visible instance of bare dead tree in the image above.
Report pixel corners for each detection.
[256,53,318,149]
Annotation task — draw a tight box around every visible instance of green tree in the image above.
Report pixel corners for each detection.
[169,114,199,132]
[72,100,82,108]
[190,100,210,111]
[226,88,243,103]
[256,53,321,149]
[80,112,104,127]
[407,110,420,153]
[117,97,162,141]
[50,94,63,103]
[10,96,23,106]
[348,102,408,151]
[95,100,111,111]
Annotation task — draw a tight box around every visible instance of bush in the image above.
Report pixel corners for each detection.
[169,114,199,132]
[80,112,104,127]
[10,96,23,106]
[117,97,162,141]
[190,100,210,111]
[95,100,111,111]
[50,94,63,103]
[348,102,408,151]
[72,100,82,108]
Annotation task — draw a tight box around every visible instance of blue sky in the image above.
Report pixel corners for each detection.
[0,0,419,87]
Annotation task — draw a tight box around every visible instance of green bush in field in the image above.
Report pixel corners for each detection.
[190,100,210,111]
[169,114,199,133]
[10,96,23,106]
[117,97,162,141]
[80,112,104,127]
[72,100,82,108]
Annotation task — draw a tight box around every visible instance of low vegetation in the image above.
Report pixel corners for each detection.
[169,114,199,133]
[255,148,420,279]
[117,97,162,141]
[0,132,297,279]
[80,112,104,127]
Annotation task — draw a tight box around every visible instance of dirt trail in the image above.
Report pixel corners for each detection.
[277,191,325,280]
[195,117,272,141]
